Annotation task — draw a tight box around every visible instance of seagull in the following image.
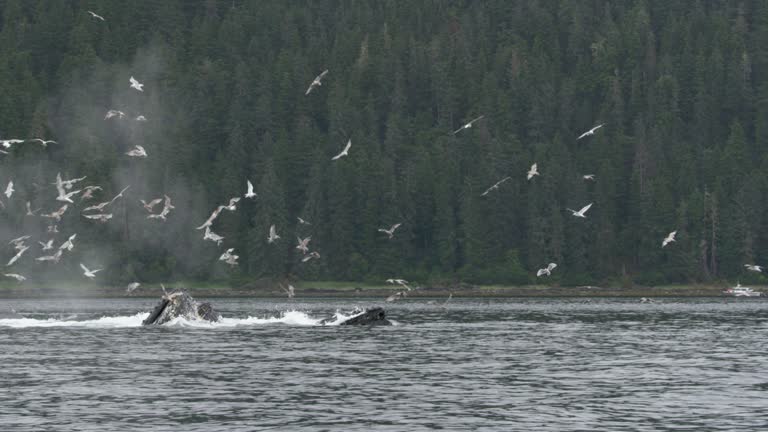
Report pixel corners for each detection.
[267,224,280,243]
[221,197,240,212]
[297,217,311,225]
[41,204,69,222]
[82,201,111,213]
[147,195,174,221]
[104,109,125,120]
[83,213,112,223]
[59,234,77,251]
[331,139,351,161]
[135,115,147,121]
[219,248,239,266]
[54,174,87,190]
[129,76,144,92]
[7,246,29,266]
[296,236,311,254]
[305,69,329,95]
[28,138,57,147]
[126,282,141,293]
[80,186,102,200]
[577,124,604,140]
[0,139,24,149]
[662,231,677,248]
[125,145,147,157]
[36,250,62,263]
[527,163,539,180]
[567,203,593,218]
[481,176,511,196]
[536,262,558,277]
[39,239,54,251]
[87,10,105,21]
[4,181,13,199]
[196,207,223,230]
[452,115,485,135]
[245,180,257,199]
[386,290,407,302]
[108,186,130,205]
[26,202,40,216]
[301,251,321,262]
[80,263,102,279]
[281,284,295,298]
[203,226,224,245]
[386,278,412,290]
[54,173,82,203]
[378,223,402,239]
[4,273,26,282]
[46,225,59,234]
[140,198,163,213]
[9,235,30,248]
[744,264,763,273]
[583,174,596,181]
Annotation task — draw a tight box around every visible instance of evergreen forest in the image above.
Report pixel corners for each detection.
[1,0,767,288]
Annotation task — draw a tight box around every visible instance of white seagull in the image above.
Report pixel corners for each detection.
[80,185,102,201]
[7,246,29,266]
[4,181,13,199]
[147,195,174,221]
[29,138,57,147]
[39,239,54,251]
[9,235,30,250]
[577,124,604,140]
[0,139,24,149]
[129,76,144,92]
[481,176,511,196]
[87,10,105,21]
[135,115,147,121]
[80,263,102,279]
[4,273,26,282]
[662,231,677,248]
[744,264,763,273]
[331,139,351,161]
[203,226,224,245]
[536,262,557,277]
[26,202,40,216]
[452,115,485,135]
[267,224,280,243]
[386,278,411,290]
[297,217,311,225]
[567,203,593,218]
[301,251,321,262]
[126,282,141,293]
[583,174,596,181]
[83,213,113,223]
[36,250,62,263]
[378,223,402,239]
[41,204,69,222]
[245,180,257,199]
[296,236,311,254]
[305,69,329,95]
[527,163,539,180]
[59,234,77,252]
[140,198,162,213]
[219,248,239,266]
[196,207,223,230]
[104,109,125,120]
[125,145,147,158]
[281,284,295,298]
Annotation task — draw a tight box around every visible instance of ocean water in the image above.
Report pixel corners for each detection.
[1,297,766,431]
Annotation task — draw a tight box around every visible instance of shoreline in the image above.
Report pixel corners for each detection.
[0,282,757,299]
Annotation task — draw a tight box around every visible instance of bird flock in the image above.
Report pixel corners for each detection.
[0,9,737,298]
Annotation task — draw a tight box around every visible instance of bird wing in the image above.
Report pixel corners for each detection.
[470,115,485,124]
[579,203,593,214]
[392,223,402,231]
[80,263,89,273]
[318,69,329,80]
[130,76,139,86]
[548,263,557,271]
[536,269,546,276]
[343,139,352,153]
[247,180,254,194]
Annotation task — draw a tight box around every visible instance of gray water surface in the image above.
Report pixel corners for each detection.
[1,297,767,431]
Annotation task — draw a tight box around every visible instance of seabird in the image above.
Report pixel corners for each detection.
[83,213,112,223]
[125,145,147,157]
[59,234,76,251]
[7,246,29,266]
[662,231,677,248]
[583,174,596,181]
[126,282,141,293]
[527,163,539,180]
[567,203,593,218]
[267,224,280,243]
[129,76,144,92]
[744,264,763,273]
[203,226,224,245]
[297,217,311,225]
[4,181,13,199]
[452,115,485,135]
[577,124,604,140]
[481,176,511,196]
[281,283,296,298]
[104,110,125,120]
[296,236,311,254]
[80,186,102,200]
[36,250,62,263]
[536,262,557,277]
[301,251,320,262]
[4,273,26,282]
[135,115,147,121]
[80,263,102,279]
[147,195,174,221]
[305,69,329,95]
[29,138,57,147]
[245,180,257,199]
[26,202,40,216]
[38,239,54,251]
[140,198,162,213]
[87,10,105,21]
[331,139,351,161]
[41,204,69,222]
[0,139,24,149]
[378,223,402,239]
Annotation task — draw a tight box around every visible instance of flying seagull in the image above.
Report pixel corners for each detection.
[281,283,295,299]
[147,195,174,221]
[203,226,224,245]
[245,180,257,199]
[219,248,239,266]
[135,115,147,122]
[125,145,147,158]
[80,263,102,279]
[9,235,31,249]
[41,204,69,222]
[196,207,223,230]
[126,282,141,293]
[28,138,57,147]
[4,181,13,199]
[80,185,102,201]
[83,213,113,223]
[0,139,24,149]
[39,239,54,251]
[109,186,130,204]
[567,203,593,218]
[221,197,240,212]
[296,236,311,254]
[662,231,677,248]
[305,69,329,95]
[87,10,105,21]
[104,110,125,120]
[378,223,402,239]
[744,264,763,273]
[301,251,321,262]
[577,124,604,140]
[267,224,280,243]
[452,115,485,135]
[26,202,40,216]
[140,198,163,213]
[36,250,62,263]
[7,246,29,267]
[297,217,311,225]
[59,234,77,252]
[536,262,557,277]
[386,278,411,290]
[331,139,351,161]
[583,174,596,181]
[527,163,539,180]
[481,176,511,196]
[4,273,26,282]
[129,76,144,92]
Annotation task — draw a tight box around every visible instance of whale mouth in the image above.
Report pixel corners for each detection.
[142,290,221,325]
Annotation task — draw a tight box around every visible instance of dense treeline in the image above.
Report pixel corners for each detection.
[1,0,767,287]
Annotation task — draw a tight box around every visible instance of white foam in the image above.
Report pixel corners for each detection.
[0,312,148,328]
